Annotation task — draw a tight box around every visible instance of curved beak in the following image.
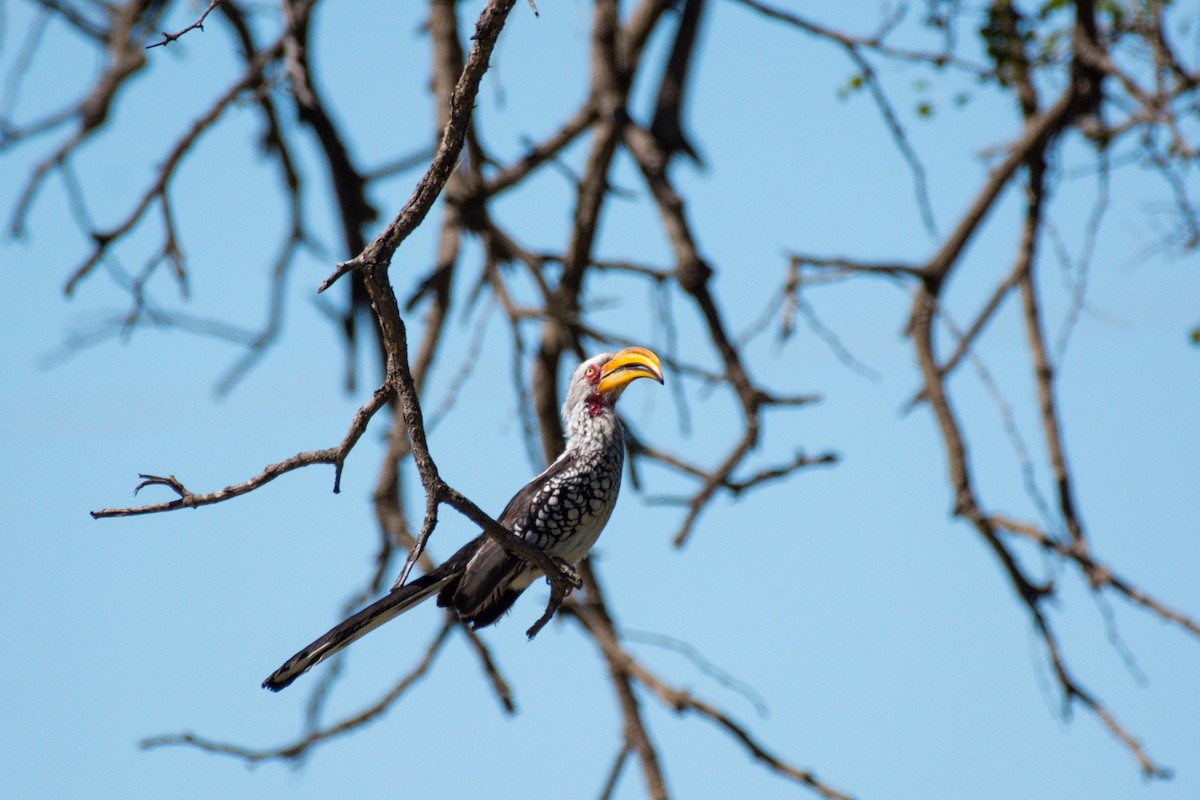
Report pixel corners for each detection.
[597,346,664,395]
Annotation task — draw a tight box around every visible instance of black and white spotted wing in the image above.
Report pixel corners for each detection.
[441,443,624,627]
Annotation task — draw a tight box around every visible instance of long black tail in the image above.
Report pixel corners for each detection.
[262,567,457,692]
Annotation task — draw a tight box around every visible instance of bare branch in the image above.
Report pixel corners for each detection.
[61,38,285,294]
[91,384,392,518]
[141,619,454,763]
[570,563,854,800]
[145,0,223,49]
[991,515,1200,640]
[318,0,518,292]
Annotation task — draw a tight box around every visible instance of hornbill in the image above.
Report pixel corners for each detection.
[263,347,664,691]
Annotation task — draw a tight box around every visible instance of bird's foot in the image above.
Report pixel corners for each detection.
[549,556,583,590]
[525,558,581,640]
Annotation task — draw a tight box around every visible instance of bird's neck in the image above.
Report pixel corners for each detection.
[565,400,622,453]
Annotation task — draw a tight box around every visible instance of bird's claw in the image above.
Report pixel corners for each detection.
[549,557,583,590]
[526,559,580,640]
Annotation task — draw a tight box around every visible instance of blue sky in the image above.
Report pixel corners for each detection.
[3,2,1198,799]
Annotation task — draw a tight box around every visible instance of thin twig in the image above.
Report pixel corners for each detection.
[140,619,454,763]
[146,0,223,49]
[91,384,393,518]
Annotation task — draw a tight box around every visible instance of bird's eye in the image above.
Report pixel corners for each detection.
[585,365,599,382]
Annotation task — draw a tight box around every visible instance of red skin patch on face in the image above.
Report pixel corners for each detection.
[584,364,605,416]
[586,394,606,417]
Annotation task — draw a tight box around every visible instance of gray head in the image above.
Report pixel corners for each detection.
[561,347,664,440]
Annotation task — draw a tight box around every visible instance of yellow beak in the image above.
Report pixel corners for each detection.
[597,346,664,395]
